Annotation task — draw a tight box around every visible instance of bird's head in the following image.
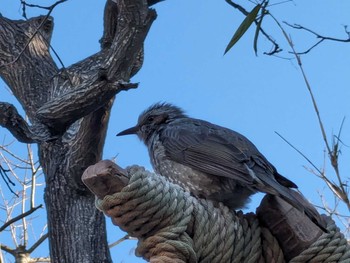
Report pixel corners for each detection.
[117,102,187,144]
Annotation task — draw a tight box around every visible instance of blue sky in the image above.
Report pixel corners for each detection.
[1,0,350,262]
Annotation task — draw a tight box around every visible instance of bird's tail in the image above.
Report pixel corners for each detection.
[256,171,327,232]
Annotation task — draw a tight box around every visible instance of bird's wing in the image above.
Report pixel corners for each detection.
[161,119,327,231]
[160,119,268,185]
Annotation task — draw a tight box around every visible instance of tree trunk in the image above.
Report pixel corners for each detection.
[0,0,157,261]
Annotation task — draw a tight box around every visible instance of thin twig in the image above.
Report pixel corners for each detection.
[0,165,18,196]
[21,0,60,10]
[29,257,51,263]
[0,243,14,254]
[275,132,323,174]
[284,22,350,54]
[27,143,37,209]
[290,39,324,55]
[0,204,43,232]
[268,0,294,7]
[284,22,350,41]
[22,175,28,247]
[27,233,48,253]
[0,145,31,164]
[109,235,134,248]
[270,13,350,210]
[225,0,249,15]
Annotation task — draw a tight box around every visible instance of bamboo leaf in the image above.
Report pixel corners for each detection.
[224,4,261,55]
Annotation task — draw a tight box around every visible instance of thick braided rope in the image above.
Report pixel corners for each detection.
[96,166,196,262]
[95,167,349,262]
[290,217,350,263]
[96,166,286,262]
[260,226,285,263]
[190,199,265,262]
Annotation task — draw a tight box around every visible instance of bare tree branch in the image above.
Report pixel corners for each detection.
[0,143,32,165]
[36,81,138,130]
[284,22,350,54]
[0,164,17,196]
[275,132,324,176]
[0,243,15,255]
[270,13,350,211]
[33,1,155,133]
[0,103,54,143]
[225,0,249,15]
[285,23,350,42]
[108,234,134,248]
[20,0,67,11]
[29,257,51,263]
[0,205,43,232]
[27,233,48,254]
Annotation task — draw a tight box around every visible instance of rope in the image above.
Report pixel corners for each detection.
[96,166,196,262]
[95,166,350,263]
[290,217,350,263]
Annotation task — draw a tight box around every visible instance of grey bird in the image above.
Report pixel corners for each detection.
[117,102,324,230]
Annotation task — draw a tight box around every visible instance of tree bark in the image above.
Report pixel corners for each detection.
[0,0,156,262]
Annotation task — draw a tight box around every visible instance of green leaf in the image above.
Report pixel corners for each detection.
[224,4,261,55]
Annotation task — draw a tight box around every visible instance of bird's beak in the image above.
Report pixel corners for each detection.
[116,125,139,136]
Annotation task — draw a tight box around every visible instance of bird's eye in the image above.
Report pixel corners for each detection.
[147,116,155,122]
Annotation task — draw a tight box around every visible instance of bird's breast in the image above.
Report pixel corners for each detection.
[149,135,221,196]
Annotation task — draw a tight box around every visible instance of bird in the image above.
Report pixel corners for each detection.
[117,102,325,231]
